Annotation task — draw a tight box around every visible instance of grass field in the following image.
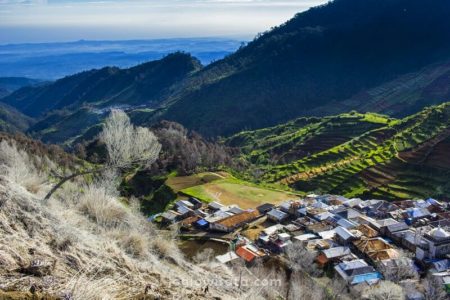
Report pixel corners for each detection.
[165,172,226,192]
[180,176,299,209]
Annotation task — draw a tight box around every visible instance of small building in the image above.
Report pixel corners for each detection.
[208,201,224,211]
[209,210,260,232]
[293,233,318,243]
[180,216,200,229]
[267,209,288,223]
[262,224,284,236]
[337,218,357,229]
[353,237,399,263]
[176,205,194,218]
[194,219,209,229]
[316,246,353,267]
[161,210,181,224]
[384,221,409,237]
[216,251,239,264]
[335,226,357,244]
[235,245,265,263]
[188,197,203,209]
[335,259,382,285]
[416,227,450,260]
[228,205,245,215]
[256,203,275,214]
[175,200,194,209]
[278,232,291,242]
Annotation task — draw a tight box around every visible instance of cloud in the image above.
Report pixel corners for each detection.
[0,0,328,43]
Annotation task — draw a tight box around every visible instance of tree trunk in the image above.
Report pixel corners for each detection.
[43,168,104,202]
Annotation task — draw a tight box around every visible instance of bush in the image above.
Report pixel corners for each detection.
[0,140,45,193]
[78,185,128,228]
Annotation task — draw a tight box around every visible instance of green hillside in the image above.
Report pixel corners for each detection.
[227,103,450,201]
[4,0,450,138]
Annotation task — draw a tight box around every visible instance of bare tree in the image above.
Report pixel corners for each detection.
[363,281,404,300]
[423,274,447,300]
[285,242,322,277]
[43,109,161,201]
[381,258,419,283]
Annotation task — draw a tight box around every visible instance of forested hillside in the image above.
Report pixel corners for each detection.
[4,0,450,138]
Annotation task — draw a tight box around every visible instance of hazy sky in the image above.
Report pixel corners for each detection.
[0,0,328,44]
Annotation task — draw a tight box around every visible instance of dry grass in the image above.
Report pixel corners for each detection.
[0,143,241,299]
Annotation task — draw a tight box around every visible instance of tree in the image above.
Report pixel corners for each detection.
[423,274,447,300]
[285,242,322,277]
[364,281,404,300]
[43,110,161,201]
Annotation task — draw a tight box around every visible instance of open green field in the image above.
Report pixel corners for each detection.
[179,176,299,209]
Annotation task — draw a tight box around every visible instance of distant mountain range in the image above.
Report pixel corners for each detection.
[2,53,201,117]
[0,38,242,80]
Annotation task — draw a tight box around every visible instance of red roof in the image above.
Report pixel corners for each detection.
[236,246,257,263]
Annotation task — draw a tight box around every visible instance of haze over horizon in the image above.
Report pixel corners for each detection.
[0,0,328,44]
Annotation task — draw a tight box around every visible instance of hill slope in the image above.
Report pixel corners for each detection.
[0,102,34,133]
[159,0,450,136]
[4,0,450,138]
[2,53,201,117]
[228,103,450,201]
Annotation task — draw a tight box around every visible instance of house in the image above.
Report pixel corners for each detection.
[256,203,275,214]
[188,197,203,209]
[384,221,409,237]
[267,209,288,223]
[318,229,336,240]
[306,222,333,234]
[305,239,332,252]
[333,208,363,222]
[316,246,353,267]
[365,201,400,219]
[353,237,399,262]
[416,227,450,260]
[236,246,258,263]
[335,226,358,244]
[335,259,382,285]
[175,200,194,209]
[357,224,379,238]
[180,216,200,229]
[216,251,239,264]
[405,208,431,224]
[161,210,181,224]
[390,229,418,252]
[208,201,224,211]
[337,218,357,229]
[262,224,284,236]
[279,201,293,214]
[193,209,208,218]
[235,245,265,263]
[278,233,291,242]
[228,205,245,215]
[194,219,209,229]
[209,210,260,232]
[176,205,194,218]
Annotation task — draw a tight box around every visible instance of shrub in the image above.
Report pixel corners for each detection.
[78,185,128,228]
[0,140,45,193]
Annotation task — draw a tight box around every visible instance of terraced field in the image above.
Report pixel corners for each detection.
[228,103,450,201]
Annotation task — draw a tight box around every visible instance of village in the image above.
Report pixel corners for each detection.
[158,194,450,299]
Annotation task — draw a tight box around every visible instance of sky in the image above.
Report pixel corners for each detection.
[0,0,328,44]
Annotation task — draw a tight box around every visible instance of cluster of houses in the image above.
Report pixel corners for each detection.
[159,195,450,297]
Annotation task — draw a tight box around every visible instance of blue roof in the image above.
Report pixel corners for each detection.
[351,272,382,284]
[196,219,209,226]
